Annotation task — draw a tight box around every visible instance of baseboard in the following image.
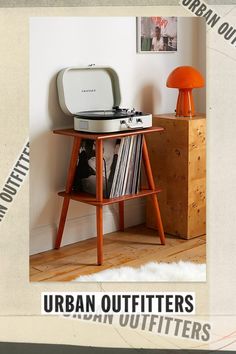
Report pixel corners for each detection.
[30,199,146,255]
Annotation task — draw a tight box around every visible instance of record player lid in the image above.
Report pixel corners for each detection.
[57,65,121,116]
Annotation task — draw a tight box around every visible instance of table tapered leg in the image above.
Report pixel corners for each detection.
[96,206,103,265]
[55,197,70,249]
[96,139,104,265]
[142,136,165,245]
[55,137,81,249]
[119,201,125,231]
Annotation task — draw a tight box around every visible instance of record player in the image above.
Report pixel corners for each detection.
[57,65,152,133]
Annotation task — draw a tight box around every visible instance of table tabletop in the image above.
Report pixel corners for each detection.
[53,126,164,140]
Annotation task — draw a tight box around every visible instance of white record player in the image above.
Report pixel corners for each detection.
[57,65,152,133]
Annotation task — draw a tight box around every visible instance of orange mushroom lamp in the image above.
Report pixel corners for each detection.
[166,66,204,117]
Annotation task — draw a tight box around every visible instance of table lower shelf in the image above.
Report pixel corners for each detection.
[58,188,161,206]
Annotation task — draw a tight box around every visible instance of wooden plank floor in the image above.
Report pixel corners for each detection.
[30,225,206,282]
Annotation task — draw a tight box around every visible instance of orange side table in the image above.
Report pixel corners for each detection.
[54,127,165,265]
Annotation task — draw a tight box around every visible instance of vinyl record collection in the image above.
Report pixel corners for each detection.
[73,135,143,198]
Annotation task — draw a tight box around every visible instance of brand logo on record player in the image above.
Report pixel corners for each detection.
[81,89,96,93]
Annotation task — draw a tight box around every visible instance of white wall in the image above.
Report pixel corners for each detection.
[30,16,205,255]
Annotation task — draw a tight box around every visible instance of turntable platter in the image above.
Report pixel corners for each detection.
[76,109,135,119]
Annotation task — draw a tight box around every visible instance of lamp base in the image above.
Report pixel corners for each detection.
[175,89,195,117]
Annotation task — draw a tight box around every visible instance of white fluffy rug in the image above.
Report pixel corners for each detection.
[74,261,206,282]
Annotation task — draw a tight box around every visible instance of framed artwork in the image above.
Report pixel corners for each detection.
[137,17,178,53]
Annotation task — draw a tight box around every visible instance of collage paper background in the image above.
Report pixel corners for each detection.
[0,0,235,350]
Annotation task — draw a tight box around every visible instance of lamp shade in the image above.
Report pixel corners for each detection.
[166,66,204,117]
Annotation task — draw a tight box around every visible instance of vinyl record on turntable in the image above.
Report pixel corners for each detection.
[76,109,136,119]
